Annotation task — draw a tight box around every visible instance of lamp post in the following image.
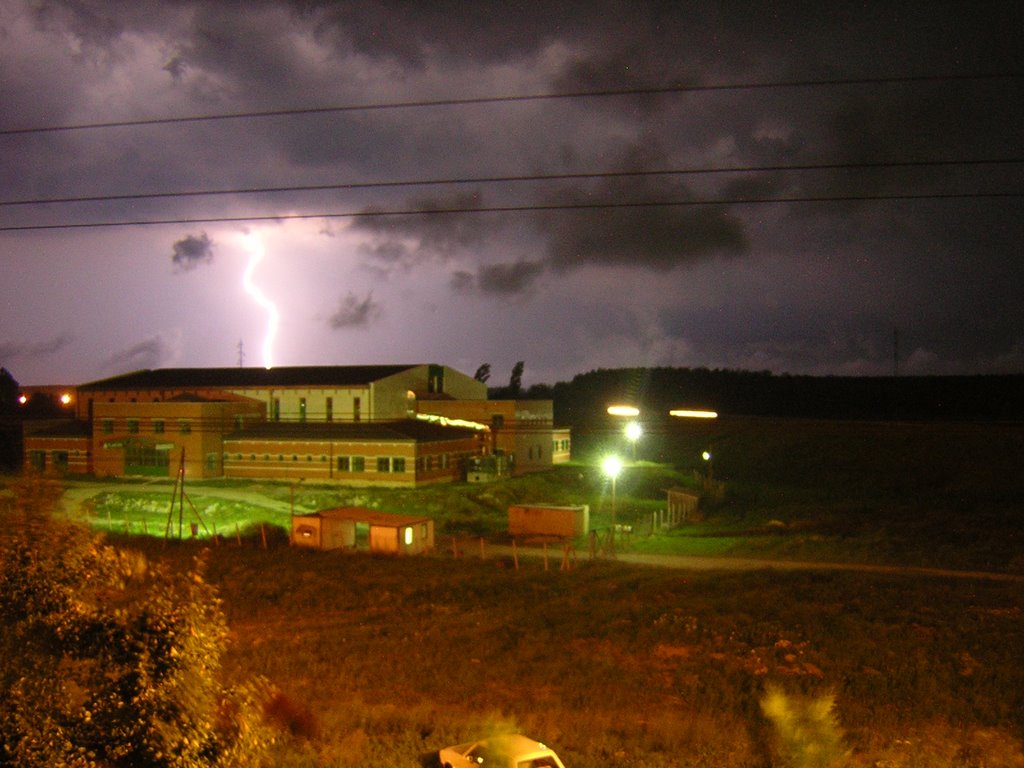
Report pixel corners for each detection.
[602,455,623,554]
[624,420,642,461]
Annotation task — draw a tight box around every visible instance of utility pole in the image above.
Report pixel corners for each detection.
[893,326,899,377]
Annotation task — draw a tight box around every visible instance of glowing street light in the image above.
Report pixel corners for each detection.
[624,420,642,460]
[702,450,713,480]
[607,404,640,417]
[602,455,623,552]
[669,409,718,419]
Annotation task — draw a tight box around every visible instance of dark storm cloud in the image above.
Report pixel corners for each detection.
[538,177,748,271]
[104,337,172,372]
[351,192,490,265]
[171,233,214,272]
[0,334,75,363]
[297,1,577,67]
[449,271,475,294]
[328,291,381,329]
[476,260,545,295]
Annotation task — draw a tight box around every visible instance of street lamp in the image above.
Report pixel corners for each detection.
[669,409,718,419]
[624,421,642,460]
[607,405,640,417]
[602,455,623,552]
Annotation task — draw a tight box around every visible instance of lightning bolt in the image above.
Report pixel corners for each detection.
[242,233,279,369]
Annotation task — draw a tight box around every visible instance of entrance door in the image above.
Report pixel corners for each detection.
[125,442,171,476]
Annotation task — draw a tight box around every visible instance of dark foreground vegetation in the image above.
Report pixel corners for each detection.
[3,415,1024,766]
[88,534,1024,767]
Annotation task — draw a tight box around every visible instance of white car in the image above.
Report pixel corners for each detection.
[439,734,566,768]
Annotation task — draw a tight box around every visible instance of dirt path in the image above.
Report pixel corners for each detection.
[483,544,1024,583]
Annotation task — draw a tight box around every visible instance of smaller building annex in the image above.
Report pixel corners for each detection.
[22,419,91,475]
[291,507,434,554]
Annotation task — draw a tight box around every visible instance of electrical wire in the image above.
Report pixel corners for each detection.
[1,73,1019,136]
[1,158,1021,208]
[2,191,1019,232]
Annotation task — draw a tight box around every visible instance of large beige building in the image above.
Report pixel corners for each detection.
[24,364,570,486]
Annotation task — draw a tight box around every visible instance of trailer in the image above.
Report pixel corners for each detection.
[508,504,589,538]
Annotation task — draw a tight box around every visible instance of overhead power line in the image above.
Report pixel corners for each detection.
[1,72,1019,136]
[2,191,1019,233]
[2,158,1021,208]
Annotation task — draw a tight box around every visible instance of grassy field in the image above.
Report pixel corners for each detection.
[48,416,1023,766]
[116,537,1024,768]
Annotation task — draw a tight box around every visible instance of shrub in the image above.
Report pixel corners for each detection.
[760,685,847,768]
[0,474,271,768]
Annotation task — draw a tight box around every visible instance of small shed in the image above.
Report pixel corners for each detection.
[291,507,435,554]
[508,504,589,538]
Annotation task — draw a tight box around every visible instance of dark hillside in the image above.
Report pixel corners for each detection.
[551,369,1024,426]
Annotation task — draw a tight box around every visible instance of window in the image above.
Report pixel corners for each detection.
[273,398,281,421]
[128,419,139,434]
[352,456,365,472]
[326,397,333,422]
[337,456,350,472]
[102,419,114,434]
[29,451,46,471]
[404,527,413,546]
[53,451,69,470]
[299,397,307,422]
[206,453,218,470]
[377,457,390,473]
[393,457,406,473]
[179,421,192,434]
[153,419,165,434]
[353,396,361,421]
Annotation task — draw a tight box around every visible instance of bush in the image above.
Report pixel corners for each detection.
[0,474,271,768]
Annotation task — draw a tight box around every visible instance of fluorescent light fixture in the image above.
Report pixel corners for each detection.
[607,405,640,417]
[415,412,489,431]
[669,409,718,419]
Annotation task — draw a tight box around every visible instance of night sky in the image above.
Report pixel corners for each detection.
[2,1,1021,387]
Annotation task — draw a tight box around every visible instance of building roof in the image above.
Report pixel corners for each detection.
[296,506,432,527]
[23,419,92,438]
[224,419,481,443]
[77,365,423,391]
